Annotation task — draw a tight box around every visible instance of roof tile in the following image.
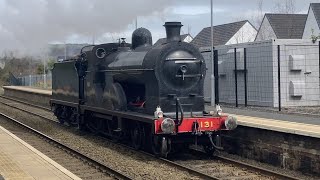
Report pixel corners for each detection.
[310,3,320,27]
[191,20,248,48]
[265,13,307,39]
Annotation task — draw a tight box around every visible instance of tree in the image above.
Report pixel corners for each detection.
[47,59,55,71]
[250,0,266,41]
[36,59,55,74]
[255,0,297,41]
[274,0,296,14]
[36,64,45,75]
[252,0,264,29]
[311,29,320,43]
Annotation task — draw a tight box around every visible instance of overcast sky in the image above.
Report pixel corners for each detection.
[0,0,320,55]
[137,0,320,42]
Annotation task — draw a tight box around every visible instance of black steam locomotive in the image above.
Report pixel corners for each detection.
[50,22,237,157]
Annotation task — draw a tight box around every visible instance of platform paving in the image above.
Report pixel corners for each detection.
[223,106,320,125]
[0,125,80,180]
[206,105,320,138]
[3,86,52,96]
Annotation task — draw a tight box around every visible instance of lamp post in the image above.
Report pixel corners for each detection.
[210,0,215,106]
[43,49,47,88]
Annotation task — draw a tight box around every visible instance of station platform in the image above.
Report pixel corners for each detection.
[2,86,51,96]
[2,86,52,108]
[206,105,320,138]
[0,125,80,180]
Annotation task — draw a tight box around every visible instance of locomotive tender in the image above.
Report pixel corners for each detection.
[50,22,237,157]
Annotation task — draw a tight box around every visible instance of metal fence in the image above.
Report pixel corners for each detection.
[17,73,52,89]
[201,39,320,111]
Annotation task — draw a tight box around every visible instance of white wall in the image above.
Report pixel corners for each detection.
[255,17,277,41]
[226,22,257,45]
[271,39,320,107]
[183,35,193,43]
[303,7,320,39]
[201,39,320,107]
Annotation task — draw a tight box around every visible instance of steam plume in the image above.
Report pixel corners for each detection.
[0,0,170,55]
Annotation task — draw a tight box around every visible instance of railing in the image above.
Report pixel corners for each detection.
[17,73,52,89]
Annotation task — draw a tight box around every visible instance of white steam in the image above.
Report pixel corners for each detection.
[0,0,170,55]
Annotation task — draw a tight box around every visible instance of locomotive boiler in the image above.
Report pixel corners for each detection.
[50,22,237,157]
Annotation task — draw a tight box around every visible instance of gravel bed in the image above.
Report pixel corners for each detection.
[1,97,317,179]
[0,96,56,120]
[174,158,268,179]
[0,103,200,179]
[216,151,319,180]
[0,118,115,180]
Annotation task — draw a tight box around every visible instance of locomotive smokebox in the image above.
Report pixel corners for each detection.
[164,22,183,42]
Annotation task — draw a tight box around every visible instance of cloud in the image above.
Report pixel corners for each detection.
[0,0,170,55]
[170,5,225,16]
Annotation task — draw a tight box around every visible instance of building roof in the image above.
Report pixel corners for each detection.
[265,14,307,39]
[154,34,191,46]
[310,3,320,27]
[191,20,249,48]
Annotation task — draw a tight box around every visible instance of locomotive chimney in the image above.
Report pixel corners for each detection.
[164,22,183,42]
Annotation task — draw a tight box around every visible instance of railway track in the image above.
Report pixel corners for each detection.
[0,95,303,180]
[0,112,131,180]
[0,95,55,122]
[0,95,51,111]
[172,149,300,180]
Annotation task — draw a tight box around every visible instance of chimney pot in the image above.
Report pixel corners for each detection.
[163,22,183,43]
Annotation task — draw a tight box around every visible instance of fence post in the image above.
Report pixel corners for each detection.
[277,45,281,111]
[29,75,32,86]
[234,48,238,107]
[244,48,247,107]
[318,41,320,84]
[44,74,47,88]
[214,50,219,104]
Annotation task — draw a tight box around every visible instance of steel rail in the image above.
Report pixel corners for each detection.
[0,97,303,180]
[0,95,51,111]
[0,112,132,180]
[0,97,220,179]
[214,155,300,180]
[0,98,54,122]
[188,148,300,180]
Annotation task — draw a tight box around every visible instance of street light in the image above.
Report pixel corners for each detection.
[210,0,215,106]
[43,48,47,88]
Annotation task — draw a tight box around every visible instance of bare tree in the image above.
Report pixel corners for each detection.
[252,0,268,41]
[253,0,264,29]
[274,0,296,14]
[255,0,297,41]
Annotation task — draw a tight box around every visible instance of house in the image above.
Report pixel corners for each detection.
[303,3,320,39]
[255,14,307,41]
[154,34,193,46]
[191,20,257,48]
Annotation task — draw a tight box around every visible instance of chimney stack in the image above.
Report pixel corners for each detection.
[163,22,183,43]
